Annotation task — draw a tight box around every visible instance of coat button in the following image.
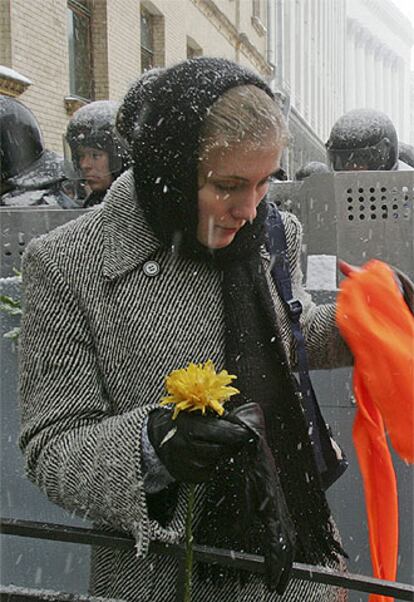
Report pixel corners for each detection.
[143,260,160,277]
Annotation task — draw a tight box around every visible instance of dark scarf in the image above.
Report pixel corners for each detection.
[83,189,106,207]
[192,204,343,570]
[131,57,343,573]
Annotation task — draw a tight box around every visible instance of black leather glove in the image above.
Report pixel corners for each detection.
[225,403,296,594]
[147,407,253,483]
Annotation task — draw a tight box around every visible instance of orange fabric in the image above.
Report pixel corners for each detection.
[336,259,414,602]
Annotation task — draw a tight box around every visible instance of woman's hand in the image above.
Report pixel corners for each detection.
[339,259,413,315]
[226,403,296,594]
[147,408,252,483]
[338,259,361,277]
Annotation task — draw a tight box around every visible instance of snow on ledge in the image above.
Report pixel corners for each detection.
[0,65,32,85]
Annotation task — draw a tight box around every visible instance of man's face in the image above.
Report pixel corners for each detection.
[77,146,113,192]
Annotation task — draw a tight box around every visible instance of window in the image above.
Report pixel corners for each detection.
[251,0,266,36]
[252,0,261,19]
[67,0,93,100]
[187,37,202,59]
[140,3,165,71]
[141,7,155,71]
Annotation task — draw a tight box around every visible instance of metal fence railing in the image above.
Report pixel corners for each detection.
[1,518,414,602]
[0,584,125,602]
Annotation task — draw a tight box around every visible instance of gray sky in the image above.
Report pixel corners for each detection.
[391,0,414,24]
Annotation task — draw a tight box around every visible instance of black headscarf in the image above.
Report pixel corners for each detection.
[131,57,343,570]
[132,57,271,256]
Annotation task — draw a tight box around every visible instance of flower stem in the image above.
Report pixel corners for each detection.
[183,483,196,602]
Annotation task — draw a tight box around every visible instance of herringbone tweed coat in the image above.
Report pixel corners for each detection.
[19,170,350,601]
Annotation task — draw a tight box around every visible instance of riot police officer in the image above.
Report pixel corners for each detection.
[0,95,77,207]
[294,161,330,181]
[326,108,413,172]
[65,100,130,207]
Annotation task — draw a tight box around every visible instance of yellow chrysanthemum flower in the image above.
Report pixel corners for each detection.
[160,359,239,419]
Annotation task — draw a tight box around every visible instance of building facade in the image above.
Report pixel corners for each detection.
[345,0,412,143]
[267,0,414,175]
[268,0,347,175]
[0,0,271,153]
[1,0,413,175]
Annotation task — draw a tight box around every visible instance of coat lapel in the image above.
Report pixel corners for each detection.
[102,170,160,280]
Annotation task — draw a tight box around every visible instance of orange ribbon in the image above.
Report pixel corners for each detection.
[336,259,414,602]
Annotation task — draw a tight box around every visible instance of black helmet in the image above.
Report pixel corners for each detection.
[0,95,44,181]
[65,100,129,178]
[1,95,65,191]
[294,161,330,181]
[326,109,399,171]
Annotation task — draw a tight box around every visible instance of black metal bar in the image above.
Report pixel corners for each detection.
[0,584,124,602]
[1,518,414,601]
[174,560,187,602]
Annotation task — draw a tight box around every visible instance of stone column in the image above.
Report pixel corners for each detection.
[304,0,312,122]
[400,62,410,140]
[274,0,285,89]
[374,45,385,112]
[324,0,333,139]
[365,36,376,108]
[345,19,357,110]
[391,57,400,132]
[310,0,318,130]
[317,0,324,134]
[295,0,304,115]
[288,0,296,102]
[383,50,393,116]
[354,24,367,107]
[395,58,405,137]
[320,0,326,137]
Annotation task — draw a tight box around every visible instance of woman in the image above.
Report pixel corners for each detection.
[19,58,351,601]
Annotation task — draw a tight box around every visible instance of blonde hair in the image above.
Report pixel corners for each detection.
[199,85,289,157]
